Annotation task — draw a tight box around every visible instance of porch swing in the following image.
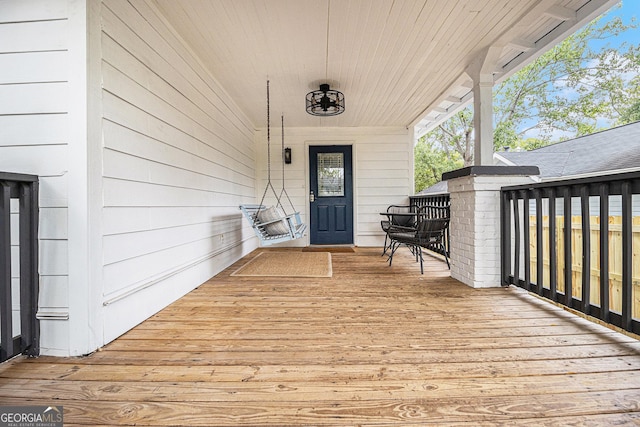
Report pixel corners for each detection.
[239,81,307,246]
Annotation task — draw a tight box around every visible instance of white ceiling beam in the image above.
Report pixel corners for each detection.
[409,72,474,128]
[544,5,577,21]
[497,0,619,82]
[413,90,473,139]
[508,38,536,51]
[498,0,560,34]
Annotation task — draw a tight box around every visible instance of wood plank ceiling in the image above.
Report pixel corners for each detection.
[150,0,615,130]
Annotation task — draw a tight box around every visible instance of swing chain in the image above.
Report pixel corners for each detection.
[259,80,296,215]
[278,115,295,213]
[258,80,273,210]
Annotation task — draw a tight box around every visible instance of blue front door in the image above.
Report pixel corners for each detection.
[309,145,353,245]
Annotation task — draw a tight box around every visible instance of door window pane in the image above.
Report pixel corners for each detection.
[317,153,344,197]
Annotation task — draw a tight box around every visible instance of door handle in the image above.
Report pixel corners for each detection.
[310,191,315,203]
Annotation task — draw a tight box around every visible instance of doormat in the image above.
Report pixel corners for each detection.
[231,251,332,278]
[302,246,355,253]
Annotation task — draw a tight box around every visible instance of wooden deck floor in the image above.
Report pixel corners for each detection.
[2,247,640,426]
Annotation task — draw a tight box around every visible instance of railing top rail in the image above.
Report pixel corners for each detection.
[0,171,39,183]
[501,169,640,192]
[410,192,450,198]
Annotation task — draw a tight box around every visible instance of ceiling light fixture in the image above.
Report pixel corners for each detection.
[305,83,345,116]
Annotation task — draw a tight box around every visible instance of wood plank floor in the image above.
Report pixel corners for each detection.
[2,247,640,426]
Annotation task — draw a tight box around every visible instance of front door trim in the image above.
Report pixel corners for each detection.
[305,141,355,245]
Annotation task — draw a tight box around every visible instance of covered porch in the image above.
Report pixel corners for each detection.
[2,248,639,425]
[0,0,624,359]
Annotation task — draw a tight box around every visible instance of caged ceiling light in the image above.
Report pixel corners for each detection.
[305,83,345,116]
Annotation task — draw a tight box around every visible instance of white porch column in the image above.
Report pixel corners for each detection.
[466,45,502,166]
[444,166,538,288]
[472,77,494,166]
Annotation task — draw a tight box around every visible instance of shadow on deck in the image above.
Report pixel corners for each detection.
[1,247,639,425]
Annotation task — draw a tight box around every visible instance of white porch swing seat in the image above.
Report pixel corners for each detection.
[239,204,306,245]
[239,81,307,246]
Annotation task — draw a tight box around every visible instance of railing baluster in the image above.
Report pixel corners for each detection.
[410,193,451,258]
[580,185,591,315]
[513,191,520,286]
[536,190,544,296]
[548,188,558,302]
[501,190,512,286]
[0,183,13,362]
[600,184,610,323]
[523,190,531,291]
[621,181,633,331]
[563,187,572,307]
[19,182,39,356]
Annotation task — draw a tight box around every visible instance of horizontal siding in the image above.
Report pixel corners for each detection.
[103,148,254,199]
[102,206,244,235]
[356,139,412,239]
[101,95,255,187]
[102,178,246,208]
[100,5,253,158]
[0,20,67,52]
[358,168,410,180]
[39,207,68,239]
[0,0,68,23]
[0,114,68,147]
[38,276,69,308]
[102,220,242,266]
[99,0,257,341]
[0,0,71,355]
[0,82,69,115]
[0,51,67,84]
[0,145,68,176]
[102,237,223,296]
[39,175,68,208]
[102,120,254,192]
[253,127,412,247]
[100,61,254,177]
[39,240,68,276]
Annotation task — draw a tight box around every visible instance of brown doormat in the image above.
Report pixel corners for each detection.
[302,246,355,253]
[231,251,332,277]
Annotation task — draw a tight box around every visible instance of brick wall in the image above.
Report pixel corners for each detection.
[449,175,531,288]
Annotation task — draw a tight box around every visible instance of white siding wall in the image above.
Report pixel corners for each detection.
[0,0,71,355]
[99,0,257,344]
[253,127,413,247]
[0,0,258,356]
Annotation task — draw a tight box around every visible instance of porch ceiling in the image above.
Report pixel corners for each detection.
[150,0,616,131]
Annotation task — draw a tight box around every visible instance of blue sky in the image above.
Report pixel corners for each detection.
[594,0,639,47]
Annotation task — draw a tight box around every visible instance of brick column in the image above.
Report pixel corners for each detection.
[443,166,538,288]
